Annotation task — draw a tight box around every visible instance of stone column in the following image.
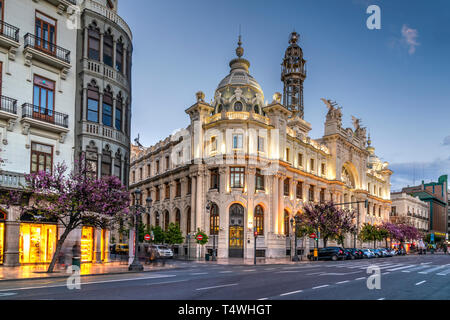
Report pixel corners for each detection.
[112,98,117,130]
[99,92,103,125]
[99,33,104,63]
[94,228,102,263]
[82,87,88,122]
[83,27,88,59]
[112,40,117,70]
[122,45,127,76]
[190,175,196,232]
[3,221,20,267]
[271,175,279,234]
[278,175,285,234]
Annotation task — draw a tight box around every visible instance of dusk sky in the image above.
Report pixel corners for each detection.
[119,0,450,191]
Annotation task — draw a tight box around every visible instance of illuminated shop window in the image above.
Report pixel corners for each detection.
[19,224,57,264]
[81,226,94,262]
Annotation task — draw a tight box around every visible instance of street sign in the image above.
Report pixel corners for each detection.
[144,234,151,241]
[196,234,203,241]
[431,233,435,243]
[309,233,316,239]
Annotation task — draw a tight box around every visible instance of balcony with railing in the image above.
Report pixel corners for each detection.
[24,33,71,72]
[205,111,270,126]
[82,121,129,147]
[0,20,20,56]
[0,171,27,190]
[21,103,69,135]
[0,96,18,121]
[83,58,129,89]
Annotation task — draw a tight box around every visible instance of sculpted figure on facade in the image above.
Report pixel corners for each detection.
[322,98,342,127]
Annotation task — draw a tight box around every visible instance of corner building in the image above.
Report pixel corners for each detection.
[0,0,132,266]
[130,33,393,259]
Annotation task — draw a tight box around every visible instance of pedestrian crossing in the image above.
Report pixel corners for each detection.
[325,261,450,276]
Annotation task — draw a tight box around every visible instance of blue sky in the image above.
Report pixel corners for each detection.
[119,0,450,190]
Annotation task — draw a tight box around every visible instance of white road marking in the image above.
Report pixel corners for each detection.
[242,269,256,272]
[307,272,325,275]
[402,265,431,273]
[312,285,329,289]
[421,262,432,265]
[382,272,390,275]
[196,283,238,291]
[0,274,177,292]
[280,290,303,296]
[264,268,276,271]
[419,265,447,274]
[190,273,208,275]
[415,281,426,286]
[258,298,269,300]
[336,280,350,284]
[437,268,450,276]
[219,271,233,274]
[387,265,416,271]
[377,298,385,300]
[0,293,17,297]
[355,277,366,281]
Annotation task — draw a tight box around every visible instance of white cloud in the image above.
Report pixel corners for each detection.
[401,24,420,55]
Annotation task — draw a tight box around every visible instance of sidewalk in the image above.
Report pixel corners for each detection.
[0,260,181,282]
[0,256,314,282]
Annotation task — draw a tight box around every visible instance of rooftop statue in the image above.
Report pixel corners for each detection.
[321,98,342,126]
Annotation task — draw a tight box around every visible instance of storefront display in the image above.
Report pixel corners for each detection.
[0,222,4,265]
[19,224,57,264]
[81,226,94,262]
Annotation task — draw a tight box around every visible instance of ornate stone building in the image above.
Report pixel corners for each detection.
[390,192,430,233]
[130,32,393,259]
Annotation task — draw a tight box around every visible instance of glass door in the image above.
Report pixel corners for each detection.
[19,223,57,264]
[229,204,245,258]
[35,12,56,55]
[33,75,55,123]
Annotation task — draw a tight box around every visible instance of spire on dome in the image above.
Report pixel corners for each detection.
[236,34,244,58]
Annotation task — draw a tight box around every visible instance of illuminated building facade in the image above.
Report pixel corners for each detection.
[0,0,131,266]
[129,32,393,259]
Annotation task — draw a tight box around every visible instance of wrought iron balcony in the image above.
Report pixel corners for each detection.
[0,95,17,115]
[0,20,19,43]
[24,33,71,65]
[21,103,69,129]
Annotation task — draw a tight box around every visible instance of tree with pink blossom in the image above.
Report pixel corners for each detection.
[15,158,130,273]
[301,201,356,247]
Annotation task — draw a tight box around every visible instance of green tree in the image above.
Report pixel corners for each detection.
[151,225,166,244]
[359,223,383,248]
[195,228,209,245]
[165,223,184,247]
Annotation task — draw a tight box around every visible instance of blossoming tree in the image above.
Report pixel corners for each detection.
[301,201,356,247]
[16,159,130,273]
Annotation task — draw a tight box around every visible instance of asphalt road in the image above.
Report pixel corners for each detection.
[1,254,449,300]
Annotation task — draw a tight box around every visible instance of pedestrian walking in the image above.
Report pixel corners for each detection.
[72,241,81,268]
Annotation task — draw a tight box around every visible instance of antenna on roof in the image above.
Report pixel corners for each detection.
[134,134,143,148]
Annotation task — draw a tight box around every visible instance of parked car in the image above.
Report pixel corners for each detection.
[371,249,382,258]
[344,249,356,260]
[361,249,375,259]
[319,247,346,261]
[380,248,392,257]
[111,243,129,255]
[348,248,363,259]
[149,245,174,259]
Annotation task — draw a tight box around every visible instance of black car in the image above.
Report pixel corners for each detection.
[343,249,356,260]
[308,247,346,261]
[348,248,364,259]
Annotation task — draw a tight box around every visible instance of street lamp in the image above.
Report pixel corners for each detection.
[129,188,152,271]
[290,217,300,261]
[206,200,216,261]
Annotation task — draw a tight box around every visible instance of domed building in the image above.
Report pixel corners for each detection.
[129,32,393,259]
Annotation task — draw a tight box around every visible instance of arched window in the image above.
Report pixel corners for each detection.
[164,210,169,231]
[101,147,112,177]
[115,93,123,131]
[103,31,113,67]
[254,105,260,114]
[254,205,264,235]
[186,207,191,235]
[234,101,243,112]
[209,203,219,235]
[87,82,99,123]
[88,24,100,61]
[155,212,160,226]
[175,209,181,227]
[116,38,124,72]
[284,210,290,236]
[114,150,121,180]
[102,88,113,127]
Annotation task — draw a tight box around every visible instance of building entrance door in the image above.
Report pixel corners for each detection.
[229,204,244,258]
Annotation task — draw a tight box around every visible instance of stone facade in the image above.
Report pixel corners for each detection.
[390,192,430,233]
[129,33,393,259]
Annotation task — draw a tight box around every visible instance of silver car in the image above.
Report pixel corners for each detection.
[150,245,174,258]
